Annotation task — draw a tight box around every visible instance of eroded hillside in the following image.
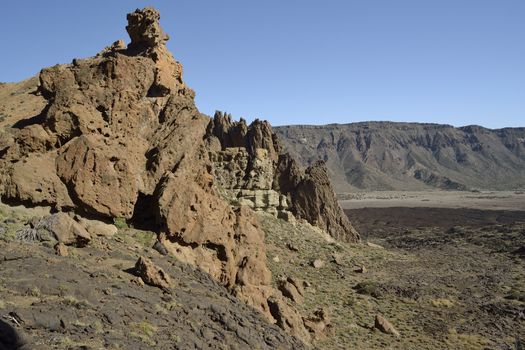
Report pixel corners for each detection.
[275,122,525,192]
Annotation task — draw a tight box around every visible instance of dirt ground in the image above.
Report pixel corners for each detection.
[0,203,306,350]
[262,206,525,349]
[261,187,525,349]
[1,195,524,349]
[344,204,525,350]
[339,190,525,211]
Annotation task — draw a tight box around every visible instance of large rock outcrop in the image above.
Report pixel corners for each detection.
[279,159,360,242]
[0,7,358,341]
[206,112,359,242]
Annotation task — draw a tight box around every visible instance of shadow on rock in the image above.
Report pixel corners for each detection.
[0,319,29,350]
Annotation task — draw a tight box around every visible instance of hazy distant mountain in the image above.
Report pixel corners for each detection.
[275,122,525,192]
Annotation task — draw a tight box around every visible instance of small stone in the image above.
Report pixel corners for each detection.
[355,266,367,273]
[367,242,384,249]
[331,253,344,266]
[302,280,312,288]
[273,255,280,263]
[286,242,299,252]
[152,241,168,255]
[374,315,399,337]
[312,259,325,269]
[54,242,68,257]
[131,276,145,287]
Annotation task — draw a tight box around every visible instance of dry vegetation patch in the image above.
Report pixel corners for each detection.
[261,208,525,349]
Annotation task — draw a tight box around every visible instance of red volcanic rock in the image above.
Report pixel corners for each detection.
[0,7,359,342]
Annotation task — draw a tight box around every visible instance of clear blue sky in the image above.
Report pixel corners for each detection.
[1,0,524,128]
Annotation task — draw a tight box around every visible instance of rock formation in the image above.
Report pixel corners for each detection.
[303,308,332,339]
[0,7,358,342]
[275,158,359,241]
[15,213,91,247]
[134,256,173,290]
[207,112,359,242]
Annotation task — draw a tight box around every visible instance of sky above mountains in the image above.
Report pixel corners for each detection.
[1,0,523,128]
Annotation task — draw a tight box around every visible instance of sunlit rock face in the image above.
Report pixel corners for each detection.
[0,7,359,342]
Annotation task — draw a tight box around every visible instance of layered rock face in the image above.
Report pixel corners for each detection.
[210,147,289,215]
[207,112,359,242]
[0,7,357,341]
[276,123,525,192]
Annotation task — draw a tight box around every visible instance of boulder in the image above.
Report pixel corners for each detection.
[37,213,91,246]
[0,319,32,350]
[303,308,332,339]
[267,296,310,342]
[287,277,305,296]
[78,217,118,237]
[54,242,68,257]
[2,155,73,210]
[374,314,400,337]
[134,256,172,290]
[277,279,304,304]
[332,253,344,266]
[312,259,325,269]
[56,135,144,219]
[152,240,168,255]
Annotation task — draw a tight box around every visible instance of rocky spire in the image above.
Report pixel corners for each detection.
[126,7,169,54]
[207,112,360,243]
[125,7,191,97]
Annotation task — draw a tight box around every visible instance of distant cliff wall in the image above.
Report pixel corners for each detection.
[276,122,525,192]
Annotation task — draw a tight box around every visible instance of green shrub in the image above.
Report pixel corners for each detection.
[132,230,156,247]
[113,217,128,230]
[353,281,382,298]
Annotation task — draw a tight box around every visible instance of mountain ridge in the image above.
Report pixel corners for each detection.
[275,121,525,192]
[276,120,525,131]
